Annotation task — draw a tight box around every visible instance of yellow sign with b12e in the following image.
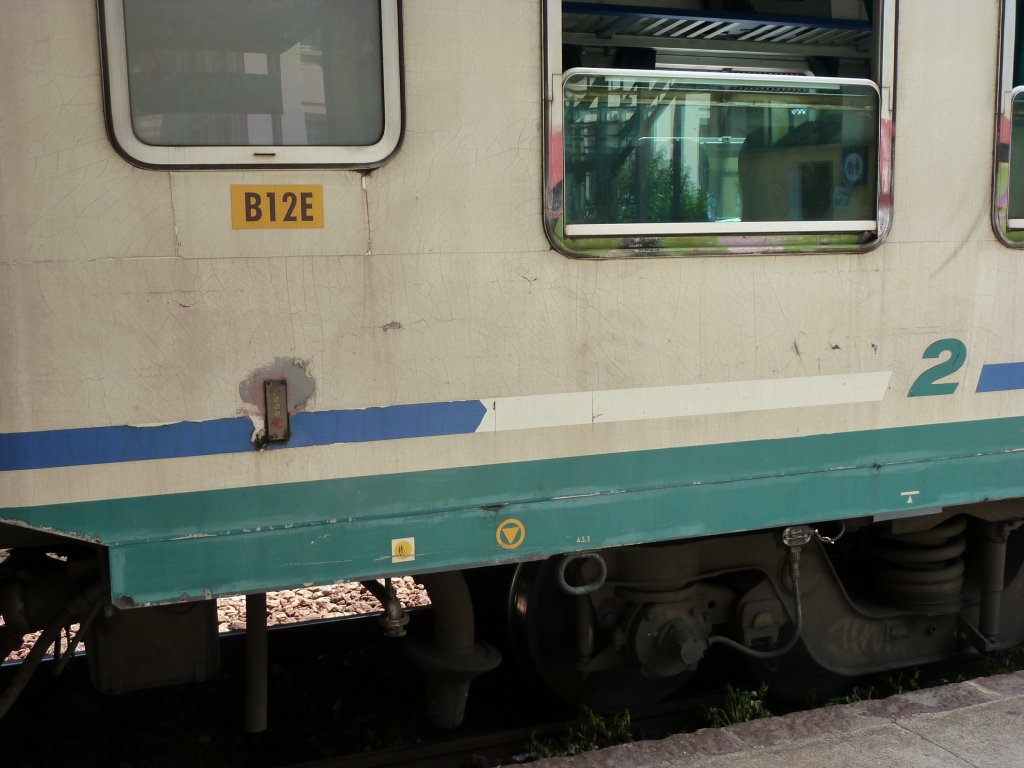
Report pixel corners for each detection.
[230,185,324,229]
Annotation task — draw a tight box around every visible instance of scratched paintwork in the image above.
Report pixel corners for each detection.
[238,358,317,428]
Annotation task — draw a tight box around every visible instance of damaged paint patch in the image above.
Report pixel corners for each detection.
[0,517,103,544]
[239,358,316,445]
[239,358,316,415]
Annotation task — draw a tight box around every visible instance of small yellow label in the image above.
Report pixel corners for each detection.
[230,185,324,229]
[391,537,415,563]
[496,519,526,550]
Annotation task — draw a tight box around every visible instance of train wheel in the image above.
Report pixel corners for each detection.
[508,559,690,712]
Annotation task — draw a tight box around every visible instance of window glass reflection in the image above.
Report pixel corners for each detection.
[122,0,384,147]
[563,73,878,230]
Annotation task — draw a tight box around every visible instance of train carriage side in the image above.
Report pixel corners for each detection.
[3,0,1024,723]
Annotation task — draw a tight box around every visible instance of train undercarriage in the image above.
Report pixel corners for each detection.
[2,500,1024,727]
[506,502,1024,712]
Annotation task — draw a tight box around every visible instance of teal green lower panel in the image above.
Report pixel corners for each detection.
[81,417,1024,605]
[5,418,1024,604]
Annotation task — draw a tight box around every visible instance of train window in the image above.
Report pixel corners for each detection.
[544,1,896,257]
[997,2,1024,241]
[99,0,402,167]
[562,71,878,237]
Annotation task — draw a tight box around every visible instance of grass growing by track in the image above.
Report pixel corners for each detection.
[522,647,1024,761]
[527,707,633,758]
[825,668,921,706]
[524,683,774,760]
[985,646,1024,675]
[704,683,772,727]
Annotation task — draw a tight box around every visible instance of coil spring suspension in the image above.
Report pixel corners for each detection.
[869,517,966,613]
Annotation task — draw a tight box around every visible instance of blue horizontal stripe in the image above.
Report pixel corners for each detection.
[286,401,487,448]
[0,419,254,472]
[977,363,1024,393]
[0,400,488,472]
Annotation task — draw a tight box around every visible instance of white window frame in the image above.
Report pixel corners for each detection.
[543,1,897,258]
[1007,87,1024,231]
[99,0,403,168]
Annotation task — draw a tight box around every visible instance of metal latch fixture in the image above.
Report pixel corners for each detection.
[263,379,290,443]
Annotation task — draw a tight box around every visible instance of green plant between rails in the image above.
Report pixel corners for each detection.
[527,707,633,758]
[985,646,1024,675]
[885,668,921,695]
[826,684,876,706]
[826,667,922,706]
[704,684,772,728]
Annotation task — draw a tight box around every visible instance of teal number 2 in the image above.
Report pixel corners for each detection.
[908,338,967,397]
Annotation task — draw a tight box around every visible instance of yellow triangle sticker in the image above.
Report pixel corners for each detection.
[495,519,525,550]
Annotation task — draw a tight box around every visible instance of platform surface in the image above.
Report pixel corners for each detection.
[533,671,1024,767]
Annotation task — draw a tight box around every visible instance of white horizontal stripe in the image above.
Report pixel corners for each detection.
[564,220,877,237]
[477,372,892,433]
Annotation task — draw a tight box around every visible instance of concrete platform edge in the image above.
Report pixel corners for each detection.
[530,672,1024,768]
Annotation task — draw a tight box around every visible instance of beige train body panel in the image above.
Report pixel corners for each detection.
[1,0,1021,508]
